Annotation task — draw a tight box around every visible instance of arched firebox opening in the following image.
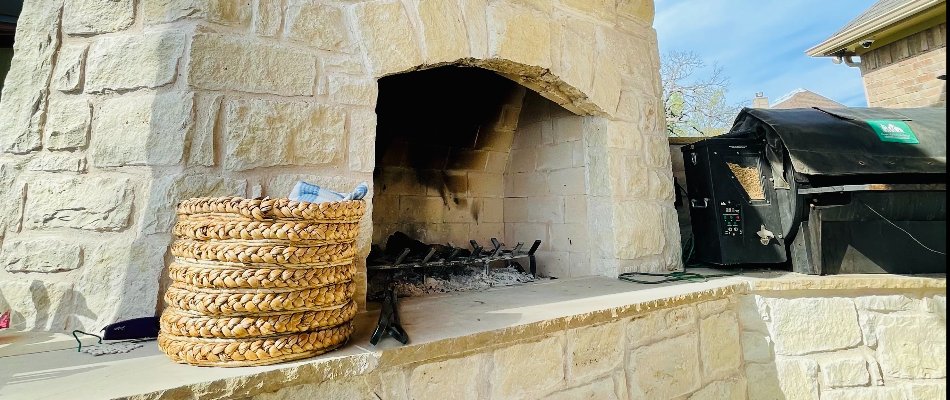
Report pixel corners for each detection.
[368,65,593,297]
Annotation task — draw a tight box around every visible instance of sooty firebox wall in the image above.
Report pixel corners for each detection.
[374,66,522,201]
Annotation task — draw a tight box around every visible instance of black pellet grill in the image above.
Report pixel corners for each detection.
[682,107,946,275]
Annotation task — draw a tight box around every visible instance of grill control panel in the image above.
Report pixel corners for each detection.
[720,201,743,237]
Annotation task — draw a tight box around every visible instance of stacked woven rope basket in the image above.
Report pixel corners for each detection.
[158,197,366,367]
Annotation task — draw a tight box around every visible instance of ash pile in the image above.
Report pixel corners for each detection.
[367,232,545,300]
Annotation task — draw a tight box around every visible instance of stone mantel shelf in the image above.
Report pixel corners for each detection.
[0,272,945,400]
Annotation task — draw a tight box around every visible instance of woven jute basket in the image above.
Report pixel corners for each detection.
[159,196,366,367]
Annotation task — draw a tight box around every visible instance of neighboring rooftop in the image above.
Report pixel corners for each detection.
[807,0,946,57]
[770,88,847,109]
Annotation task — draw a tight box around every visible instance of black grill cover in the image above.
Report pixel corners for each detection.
[728,107,947,176]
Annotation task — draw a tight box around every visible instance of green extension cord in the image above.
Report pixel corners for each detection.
[617,236,743,285]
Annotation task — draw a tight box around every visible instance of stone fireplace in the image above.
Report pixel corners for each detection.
[0,0,681,332]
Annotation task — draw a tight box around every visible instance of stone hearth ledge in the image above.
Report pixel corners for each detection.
[0,272,944,400]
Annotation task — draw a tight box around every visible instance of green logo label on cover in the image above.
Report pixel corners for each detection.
[867,120,919,144]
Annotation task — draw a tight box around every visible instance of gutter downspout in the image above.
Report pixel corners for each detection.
[832,55,862,68]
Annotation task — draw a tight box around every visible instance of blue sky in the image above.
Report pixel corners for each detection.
[655,0,878,107]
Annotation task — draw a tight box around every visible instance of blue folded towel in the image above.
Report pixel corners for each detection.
[289,181,369,203]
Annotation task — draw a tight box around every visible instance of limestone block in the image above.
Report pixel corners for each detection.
[858,311,881,348]
[328,76,378,106]
[189,33,317,95]
[84,33,186,93]
[700,311,742,381]
[935,295,946,320]
[821,387,905,400]
[738,295,769,333]
[90,91,193,167]
[605,121,641,150]
[225,98,346,171]
[62,0,134,35]
[0,0,60,154]
[285,2,351,51]
[488,2,552,69]
[52,43,87,92]
[645,169,673,202]
[189,93,222,167]
[626,332,701,399]
[141,175,247,235]
[73,240,167,330]
[689,378,747,400]
[417,0,469,63]
[741,331,774,363]
[567,321,623,383]
[876,314,946,379]
[2,238,82,273]
[547,378,618,400]
[537,142,573,171]
[819,356,870,388]
[617,0,655,25]
[644,135,672,168]
[906,383,947,400]
[0,280,75,331]
[144,0,251,26]
[591,55,622,115]
[44,96,90,151]
[255,377,376,400]
[24,175,132,231]
[323,54,367,75]
[367,368,409,400]
[777,358,819,400]
[768,297,862,355]
[460,0,489,58]
[697,298,731,317]
[853,295,919,312]
[560,0,616,22]
[614,201,665,259]
[254,0,283,36]
[746,359,819,400]
[352,1,423,77]
[26,153,87,173]
[492,335,565,399]
[348,108,377,173]
[0,162,25,234]
[408,355,483,400]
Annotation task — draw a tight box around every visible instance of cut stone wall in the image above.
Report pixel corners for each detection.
[741,289,947,400]
[234,282,947,400]
[0,0,677,331]
[861,23,947,108]
[505,92,592,278]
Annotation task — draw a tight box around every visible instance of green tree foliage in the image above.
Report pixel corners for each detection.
[661,51,741,137]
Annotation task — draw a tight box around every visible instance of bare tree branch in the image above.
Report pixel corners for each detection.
[661,51,741,137]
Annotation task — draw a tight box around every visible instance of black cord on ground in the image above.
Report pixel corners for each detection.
[617,236,744,285]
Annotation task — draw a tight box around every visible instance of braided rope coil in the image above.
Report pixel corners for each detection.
[177,197,366,222]
[170,239,357,265]
[168,259,355,290]
[160,197,365,366]
[158,323,354,367]
[173,217,360,243]
[164,282,355,316]
[160,301,358,339]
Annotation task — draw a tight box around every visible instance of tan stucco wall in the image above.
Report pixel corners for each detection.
[0,0,679,332]
[861,23,947,108]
